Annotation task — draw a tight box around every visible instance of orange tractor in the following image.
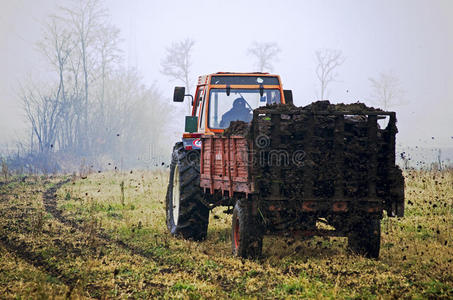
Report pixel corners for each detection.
[166,72,404,259]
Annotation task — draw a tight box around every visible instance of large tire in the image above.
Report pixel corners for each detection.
[231,199,263,259]
[348,215,381,258]
[166,142,209,241]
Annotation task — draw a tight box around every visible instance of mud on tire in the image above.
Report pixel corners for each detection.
[347,215,381,259]
[231,199,263,259]
[166,142,209,241]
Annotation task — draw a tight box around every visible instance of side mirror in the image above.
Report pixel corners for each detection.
[284,89,293,105]
[185,116,198,133]
[173,86,185,102]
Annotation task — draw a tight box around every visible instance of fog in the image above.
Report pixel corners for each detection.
[1,0,452,167]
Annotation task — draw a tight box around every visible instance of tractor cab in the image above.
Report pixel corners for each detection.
[173,72,292,150]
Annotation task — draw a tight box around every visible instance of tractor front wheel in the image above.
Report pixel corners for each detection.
[166,142,209,241]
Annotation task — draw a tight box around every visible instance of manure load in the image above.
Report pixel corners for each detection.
[249,101,404,216]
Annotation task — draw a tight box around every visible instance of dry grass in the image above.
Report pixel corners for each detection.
[0,169,451,298]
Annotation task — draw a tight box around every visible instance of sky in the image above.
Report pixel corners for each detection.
[1,0,452,151]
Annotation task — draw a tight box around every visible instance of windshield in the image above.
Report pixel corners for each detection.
[208,88,281,129]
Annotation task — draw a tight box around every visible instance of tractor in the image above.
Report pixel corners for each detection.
[166,72,404,259]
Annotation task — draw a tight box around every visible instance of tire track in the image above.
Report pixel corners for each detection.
[42,178,206,288]
[0,177,171,298]
[0,178,78,297]
[42,179,78,228]
[0,234,78,295]
[42,178,158,261]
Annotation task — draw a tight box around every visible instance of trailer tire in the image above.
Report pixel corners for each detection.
[348,215,381,258]
[166,142,209,241]
[231,199,263,259]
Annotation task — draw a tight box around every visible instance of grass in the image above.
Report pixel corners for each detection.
[0,169,451,298]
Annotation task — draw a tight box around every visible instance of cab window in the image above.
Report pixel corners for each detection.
[196,86,206,130]
[208,88,281,129]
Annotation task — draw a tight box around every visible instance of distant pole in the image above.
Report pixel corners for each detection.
[438,148,442,170]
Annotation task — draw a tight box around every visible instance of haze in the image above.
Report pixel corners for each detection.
[1,0,452,154]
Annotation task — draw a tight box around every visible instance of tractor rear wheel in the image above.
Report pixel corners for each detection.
[347,215,381,258]
[231,199,263,259]
[166,142,209,241]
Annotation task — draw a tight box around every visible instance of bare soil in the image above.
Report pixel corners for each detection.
[0,171,451,298]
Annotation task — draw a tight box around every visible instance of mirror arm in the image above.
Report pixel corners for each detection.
[186,94,194,106]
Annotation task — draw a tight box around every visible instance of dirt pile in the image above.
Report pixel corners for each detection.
[248,101,399,204]
[302,100,383,113]
[223,121,250,136]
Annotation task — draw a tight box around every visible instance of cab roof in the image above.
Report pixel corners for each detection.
[197,72,281,85]
[210,72,274,76]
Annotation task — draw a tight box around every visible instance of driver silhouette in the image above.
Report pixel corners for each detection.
[219,97,252,128]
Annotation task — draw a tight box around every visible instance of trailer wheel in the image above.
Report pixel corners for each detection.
[231,199,263,259]
[348,215,381,258]
[166,142,209,241]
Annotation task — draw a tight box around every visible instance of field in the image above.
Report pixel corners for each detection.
[0,169,451,299]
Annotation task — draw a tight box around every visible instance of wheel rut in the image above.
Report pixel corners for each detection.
[42,178,161,262]
[0,234,78,294]
[0,178,79,296]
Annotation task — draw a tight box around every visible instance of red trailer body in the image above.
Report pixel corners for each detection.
[200,135,253,196]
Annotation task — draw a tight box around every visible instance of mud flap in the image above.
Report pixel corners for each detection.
[388,167,404,217]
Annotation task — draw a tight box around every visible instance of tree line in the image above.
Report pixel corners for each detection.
[9,0,171,174]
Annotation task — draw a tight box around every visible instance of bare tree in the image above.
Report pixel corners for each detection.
[91,24,121,157]
[315,49,345,100]
[96,24,121,104]
[160,38,195,112]
[21,82,61,154]
[369,71,405,110]
[247,42,281,72]
[37,14,75,152]
[61,0,107,151]
[37,15,74,104]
